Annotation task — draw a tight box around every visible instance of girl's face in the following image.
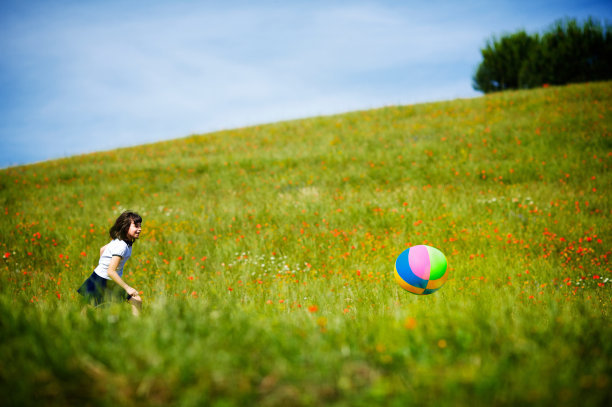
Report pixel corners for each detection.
[127,221,141,241]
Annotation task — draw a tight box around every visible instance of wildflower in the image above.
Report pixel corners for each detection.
[404,317,417,330]
[308,305,318,313]
[3,252,9,259]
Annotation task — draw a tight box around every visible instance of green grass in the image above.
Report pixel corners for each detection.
[1,81,611,406]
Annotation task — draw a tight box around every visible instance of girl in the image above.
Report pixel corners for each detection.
[77,211,143,316]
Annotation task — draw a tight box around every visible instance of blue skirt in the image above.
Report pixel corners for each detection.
[77,272,131,305]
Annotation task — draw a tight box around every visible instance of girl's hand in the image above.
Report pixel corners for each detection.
[126,286,139,297]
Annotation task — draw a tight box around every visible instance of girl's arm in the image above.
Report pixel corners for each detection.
[106,255,139,297]
[99,243,109,258]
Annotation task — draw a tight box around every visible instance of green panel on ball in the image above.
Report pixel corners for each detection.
[426,246,448,280]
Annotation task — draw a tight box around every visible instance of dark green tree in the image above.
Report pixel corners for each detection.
[474,17,612,93]
[472,31,536,92]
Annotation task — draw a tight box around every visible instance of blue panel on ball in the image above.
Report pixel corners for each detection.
[395,248,428,289]
[423,288,438,295]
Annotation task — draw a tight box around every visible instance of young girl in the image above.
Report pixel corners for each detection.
[77,211,143,316]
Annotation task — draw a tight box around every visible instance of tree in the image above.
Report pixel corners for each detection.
[472,31,536,92]
[473,17,612,93]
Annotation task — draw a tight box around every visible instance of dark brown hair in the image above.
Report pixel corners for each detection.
[109,211,142,241]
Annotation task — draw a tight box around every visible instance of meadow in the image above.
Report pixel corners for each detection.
[0,81,610,406]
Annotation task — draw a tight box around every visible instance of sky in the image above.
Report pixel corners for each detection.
[1,0,611,168]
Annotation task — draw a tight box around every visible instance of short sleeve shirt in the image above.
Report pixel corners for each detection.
[94,239,132,280]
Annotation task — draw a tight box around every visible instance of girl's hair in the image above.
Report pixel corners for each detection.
[109,211,142,241]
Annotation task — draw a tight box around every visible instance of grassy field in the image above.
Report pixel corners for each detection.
[1,81,610,406]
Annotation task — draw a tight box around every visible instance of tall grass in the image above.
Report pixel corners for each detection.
[1,81,610,406]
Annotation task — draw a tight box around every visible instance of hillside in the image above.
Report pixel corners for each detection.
[1,81,610,406]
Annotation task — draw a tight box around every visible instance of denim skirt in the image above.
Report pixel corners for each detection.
[77,272,130,305]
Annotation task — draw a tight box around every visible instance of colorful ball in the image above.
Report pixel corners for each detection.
[395,245,448,295]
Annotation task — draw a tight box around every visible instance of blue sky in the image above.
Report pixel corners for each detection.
[1,0,610,168]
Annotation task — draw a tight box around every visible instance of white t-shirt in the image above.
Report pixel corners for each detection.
[94,239,132,280]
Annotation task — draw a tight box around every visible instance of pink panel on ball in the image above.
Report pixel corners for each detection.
[408,245,431,280]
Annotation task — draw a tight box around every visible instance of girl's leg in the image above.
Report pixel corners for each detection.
[128,295,142,316]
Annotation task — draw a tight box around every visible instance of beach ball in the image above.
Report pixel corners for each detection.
[395,245,448,295]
